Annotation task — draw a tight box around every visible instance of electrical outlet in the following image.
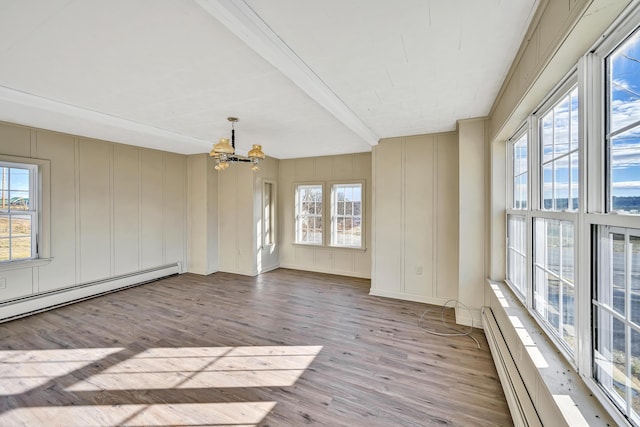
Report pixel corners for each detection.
[0,278,6,289]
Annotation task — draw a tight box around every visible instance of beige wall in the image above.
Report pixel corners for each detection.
[187,154,218,275]
[217,156,279,276]
[0,121,187,303]
[371,133,458,305]
[458,119,488,326]
[279,153,372,278]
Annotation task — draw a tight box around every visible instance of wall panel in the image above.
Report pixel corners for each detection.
[371,132,459,304]
[140,149,164,269]
[164,153,187,267]
[372,141,402,290]
[113,144,140,275]
[436,133,459,301]
[0,124,31,157]
[35,130,76,292]
[403,136,434,297]
[78,138,111,283]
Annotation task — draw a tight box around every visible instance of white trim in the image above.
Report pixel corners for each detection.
[0,263,179,322]
[281,264,369,279]
[0,87,211,155]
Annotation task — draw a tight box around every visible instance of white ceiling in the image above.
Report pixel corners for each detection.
[0,0,537,159]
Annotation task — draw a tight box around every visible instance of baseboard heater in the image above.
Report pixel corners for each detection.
[0,263,181,323]
[481,307,542,427]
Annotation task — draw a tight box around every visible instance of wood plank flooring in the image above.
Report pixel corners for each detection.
[0,269,513,426]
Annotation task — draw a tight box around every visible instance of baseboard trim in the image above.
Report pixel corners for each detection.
[0,263,180,323]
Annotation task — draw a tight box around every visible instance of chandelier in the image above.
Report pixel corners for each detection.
[209,117,265,171]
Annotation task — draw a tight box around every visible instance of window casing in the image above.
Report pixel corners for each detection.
[263,181,276,246]
[0,162,38,262]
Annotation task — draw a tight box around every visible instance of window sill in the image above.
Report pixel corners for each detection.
[485,279,623,426]
[0,258,52,272]
[292,243,367,252]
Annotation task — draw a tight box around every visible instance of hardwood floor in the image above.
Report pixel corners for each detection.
[0,269,513,426]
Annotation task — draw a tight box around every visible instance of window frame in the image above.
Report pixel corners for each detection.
[294,182,324,246]
[0,161,38,262]
[329,181,365,249]
[0,155,50,270]
[531,75,581,360]
[586,9,640,425]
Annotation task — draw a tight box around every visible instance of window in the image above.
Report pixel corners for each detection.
[607,27,640,214]
[293,182,365,249]
[594,226,640,425]
[263,181,275,246]
[506,78,580,356]
[541,87,579,211]
[0,162,37,262]
[593,23,640,424]
[331,183,363,248]
[295,184,323,245]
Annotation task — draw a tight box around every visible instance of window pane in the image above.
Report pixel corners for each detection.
[512,134,528,210]
[594,310,627,410]
[570,152,579,210]
[609,29,640,135]
[543,162,553,209]
[554,97,570,157]
[0,167,7,212]
[0,238,8,262]
[507,215,526,297]
[610,128,640,213]
[570,88,579,151]
[542,115,554,163]
[540,86,579,212]
[631,327,640,418]
[515,173,528,209]
[562,223,574,283]
[0,216,8,238]
[555,156,569,210]
[534,218,575,352]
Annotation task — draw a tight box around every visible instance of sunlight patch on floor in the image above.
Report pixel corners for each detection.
[1,402,277,427]
[0,348,124,394]
[66,345,322,391]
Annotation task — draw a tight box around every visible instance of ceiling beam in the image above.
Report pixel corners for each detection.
[195,0,379,147]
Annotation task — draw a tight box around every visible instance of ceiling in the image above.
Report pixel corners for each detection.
[0,0,538,159]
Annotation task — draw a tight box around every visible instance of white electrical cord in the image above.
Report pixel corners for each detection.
[418,299,481,349]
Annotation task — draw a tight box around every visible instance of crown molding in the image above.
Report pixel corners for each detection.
[0,86,212,154]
